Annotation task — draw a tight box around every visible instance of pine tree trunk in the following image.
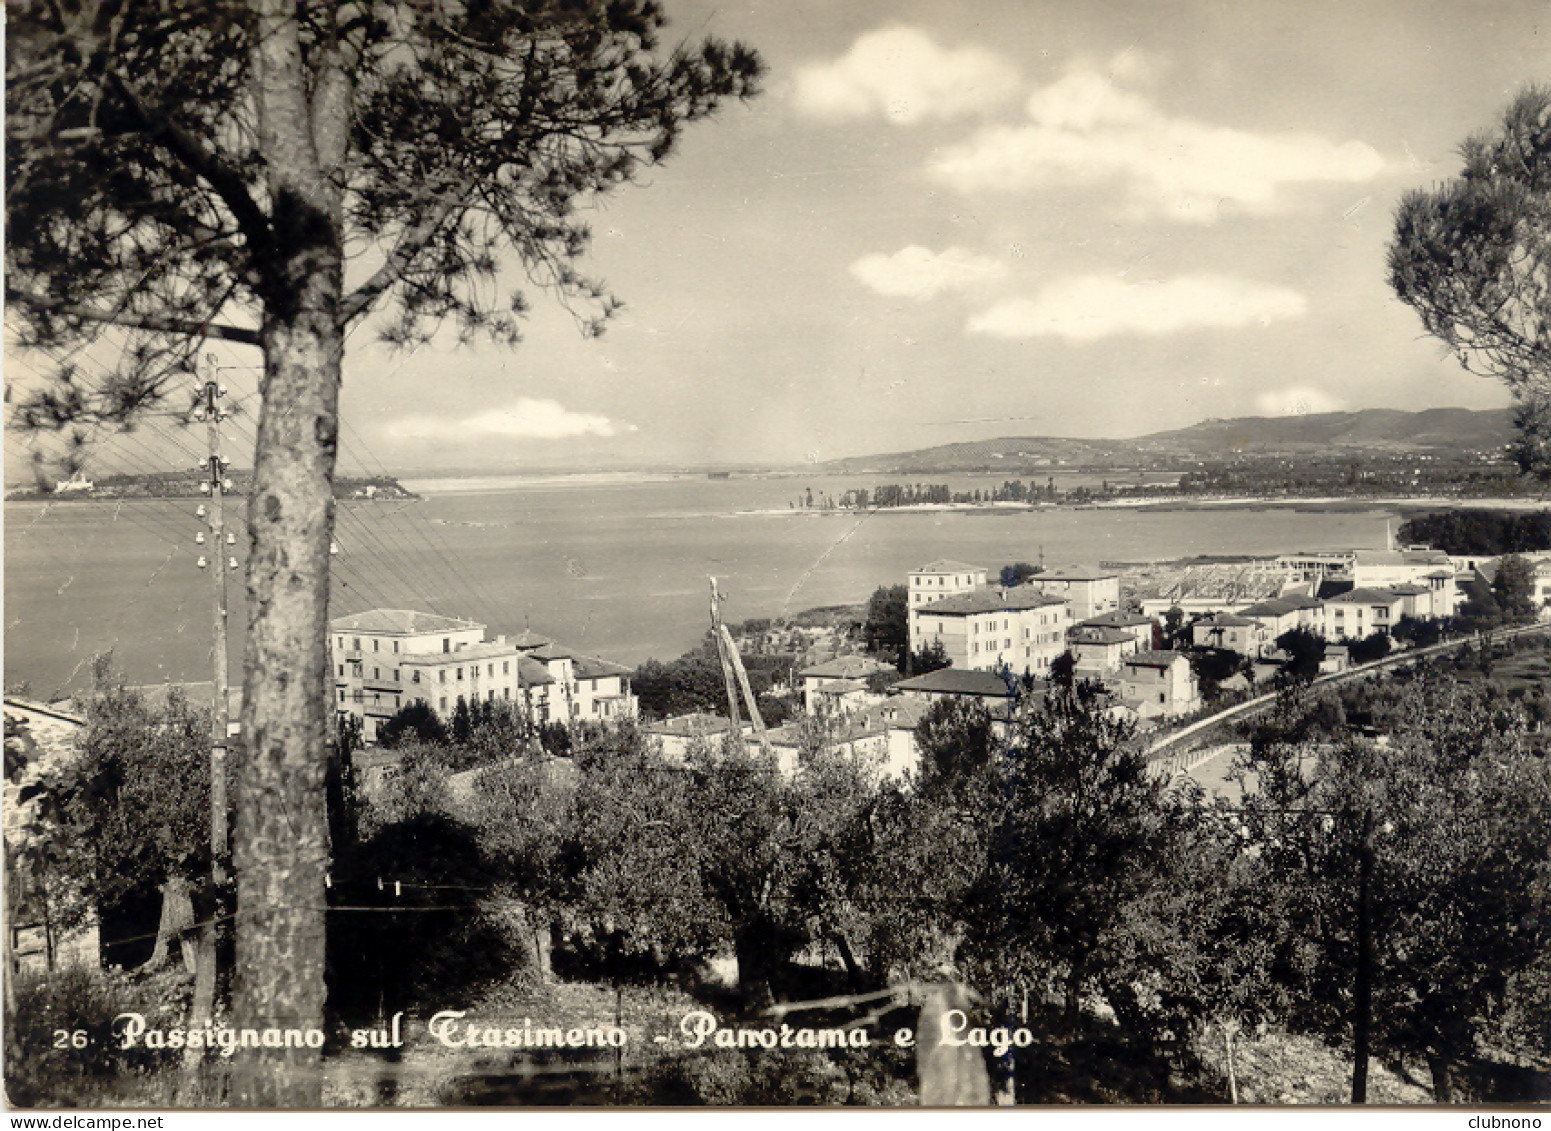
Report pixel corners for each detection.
[228,0,352,1107]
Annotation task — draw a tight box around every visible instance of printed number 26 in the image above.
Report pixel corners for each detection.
[53,1029,88,1049]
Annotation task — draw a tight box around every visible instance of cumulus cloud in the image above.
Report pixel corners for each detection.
[1255,386,1347,416]
[387,398,631,441]
[931,66,1385,221]
[849,245,1008,300]
[966,273,1306,341]
[792,26,1020,125]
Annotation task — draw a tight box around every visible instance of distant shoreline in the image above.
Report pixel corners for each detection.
[734,494,1551,518]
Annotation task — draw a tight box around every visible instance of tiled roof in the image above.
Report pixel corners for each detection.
[911,559,986,575]
[1080,611,1154,628]
[507,630,554,649]
[331,609,482,634]
[1035,563,1117,581]
[643,712,742,737]
[1237,599,1298,617]
[572,655,633,679]
[916,586,1067,616]
[1069,626,1133,645]
[1124,650,1186,669]
[1353,549,1451,566]
[800,655,894,679]
[1324,587,1406,605]
[893,668,1018,697]
[527,641,575,662]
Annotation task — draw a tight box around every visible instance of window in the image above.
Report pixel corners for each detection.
[392,641,399,653]
[439,670,446,684]
[337,664,344,677]
[502,688,510,700]
[373,639,379,653]
[488,690,495,701]
[371,667,378,679]
[488,663,494,677]
[439,697,447,711]
[411,670,420,683]
[456,667,463,680]
[353,636,361,650]
[503,661,510,675]
[393,669,400,681]
[442,638,450,653]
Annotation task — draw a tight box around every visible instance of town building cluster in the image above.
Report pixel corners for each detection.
[330,609,637,744]
[331,541,1512,782]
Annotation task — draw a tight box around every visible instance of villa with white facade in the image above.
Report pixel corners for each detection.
[330,609,636,743]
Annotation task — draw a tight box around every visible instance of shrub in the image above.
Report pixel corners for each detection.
[5,967,181,1107]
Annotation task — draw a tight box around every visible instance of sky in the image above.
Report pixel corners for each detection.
[9,0,1550,475]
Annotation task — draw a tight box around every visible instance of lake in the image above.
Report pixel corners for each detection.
[3,473,1401,698]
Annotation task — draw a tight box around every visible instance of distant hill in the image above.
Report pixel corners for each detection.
[825,408,1515,473]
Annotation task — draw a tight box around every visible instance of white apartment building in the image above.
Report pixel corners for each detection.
[330,609,636,743]
[908,559,989,610]
[1025,564,1120,621]
[1317,588,1407,641]
[909,586,1070,678]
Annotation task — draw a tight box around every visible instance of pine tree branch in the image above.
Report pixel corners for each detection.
[6,292,261,346]
[340,198,463,326]
[102,70,273,255]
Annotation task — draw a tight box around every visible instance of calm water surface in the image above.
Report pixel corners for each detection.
[4,473,1398,697]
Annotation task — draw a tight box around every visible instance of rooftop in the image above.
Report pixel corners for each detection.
[331,609,482,635]
[1080,610,1154,628]
[642,712,745,738]
[507,630,554,649]
[1069,626,1134,645]
[892,668,1018,698]
[917,586,1067,616]
[1237,598,1302,617]
[1124,650,1187,669]
[1324,587,1406,605]
[572,655,633,679]
[1033,563,1117,582]
[800,655,894,680]
[1353,549,1452,567]
[911,558,986,576]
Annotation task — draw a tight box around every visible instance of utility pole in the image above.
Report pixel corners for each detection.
[708,577,744,745]
[708,578,775,759]
[1352,805,1376,1104]
[181,361,235,1099]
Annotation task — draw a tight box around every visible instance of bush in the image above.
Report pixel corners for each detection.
[4,967,181,1107]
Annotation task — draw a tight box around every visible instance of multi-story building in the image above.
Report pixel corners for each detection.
[1317,588,1407,641]
[330,609,636,743]
[1276,551,1357,582]
[1190,612,1273,658]
[908,559,989,610]
[1114,651,1200,720]
[1067,624,1142,678]
[1350,549,1455,590]
[1077,610,1157,650]
[797,655,895,714]
[1236,594,1322,640]
[1025,564,1120,620]
[909,586,1070,678]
